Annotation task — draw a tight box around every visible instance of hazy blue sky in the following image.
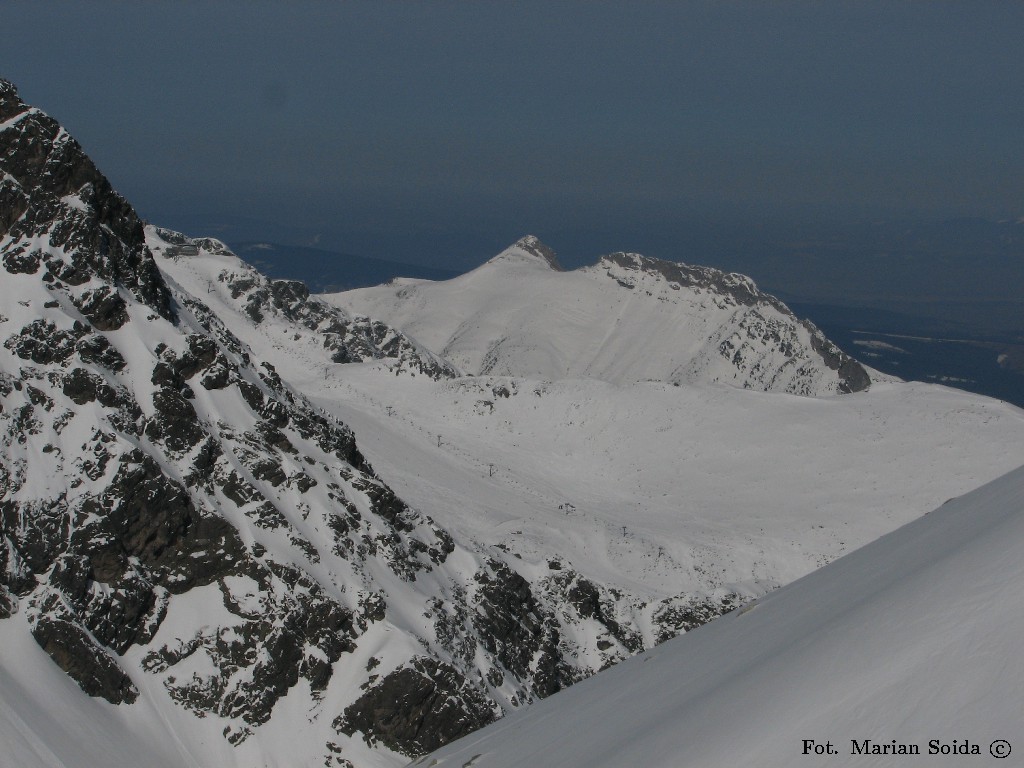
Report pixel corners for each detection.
[4,2,1024,272]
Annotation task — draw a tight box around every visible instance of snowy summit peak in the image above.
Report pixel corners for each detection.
[488,235,564,271]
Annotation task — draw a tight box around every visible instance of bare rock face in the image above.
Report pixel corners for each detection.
[513,234,564,271]
[30,609,140,704]
[0,79,173,320]
[335,657,497,756]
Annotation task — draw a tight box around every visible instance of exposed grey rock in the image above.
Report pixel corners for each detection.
[5,318,86,366]
[0,78,479,750]
[73,286,129,331]
[75,333,127,371]
[335,657,496,756]
[651,593,739,645]
[472,558,572,698]
[0,79,173,321]
[145,387,205,452]
[30,612,139,704]
[62,367,116,405]
[144,561,358,730]
[3,247,41,274]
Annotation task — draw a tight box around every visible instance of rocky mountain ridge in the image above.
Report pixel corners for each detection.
[592,251,870,393]
[1,76,454,735]
[148,226,460,380]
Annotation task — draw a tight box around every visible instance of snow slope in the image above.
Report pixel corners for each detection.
[318,373,1024,597]
[327,237,869,396]
[418,462,1024,768]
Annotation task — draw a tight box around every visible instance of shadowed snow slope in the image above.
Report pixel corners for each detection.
[417,463,1024,768]
[326,237,870,396]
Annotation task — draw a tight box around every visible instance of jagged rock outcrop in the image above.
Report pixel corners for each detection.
[0,78,456,734]
[504,234,564,271]
[0,80,172,320]
[335,657,497,756]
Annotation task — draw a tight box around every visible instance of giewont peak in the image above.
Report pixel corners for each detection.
[490,235,564,271]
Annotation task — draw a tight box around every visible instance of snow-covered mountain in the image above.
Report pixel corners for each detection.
[328,236,870,396]
[3,76,1024,768]
[418,463,1024,768]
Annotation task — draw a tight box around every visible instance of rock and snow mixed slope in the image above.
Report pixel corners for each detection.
[148,226,459,381]
[2,79,730,767]
[328,236,870,396]
[0,78,499,766]
[419,463,1024,768]
[3,76,1024,768]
